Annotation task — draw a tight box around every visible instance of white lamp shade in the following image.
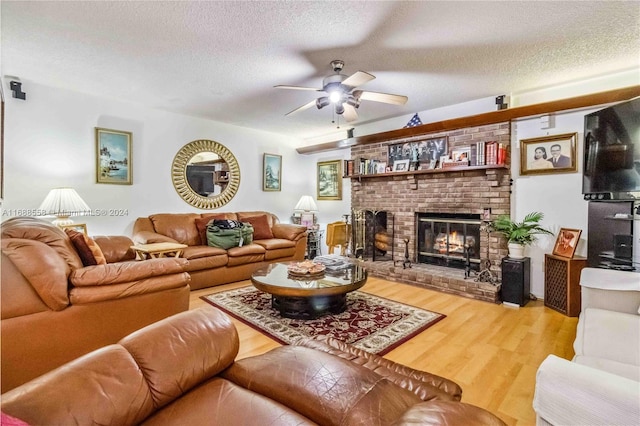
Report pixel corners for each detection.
[294,195,318,212]
[38,188,91,225]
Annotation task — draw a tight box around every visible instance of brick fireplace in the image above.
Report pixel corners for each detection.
[350,123,512,303]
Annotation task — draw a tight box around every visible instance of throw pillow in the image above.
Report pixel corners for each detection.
[65,228,107,266]
[195,214,229,245]
[242,214,274,240]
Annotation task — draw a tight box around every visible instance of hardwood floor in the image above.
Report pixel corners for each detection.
[189,276,578,426]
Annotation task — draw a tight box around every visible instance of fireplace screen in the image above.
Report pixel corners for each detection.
[417,213,481,270]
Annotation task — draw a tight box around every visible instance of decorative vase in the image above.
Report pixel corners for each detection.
[508,243,525,259]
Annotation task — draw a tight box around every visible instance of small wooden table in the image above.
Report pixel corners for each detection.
[131,242,188,260]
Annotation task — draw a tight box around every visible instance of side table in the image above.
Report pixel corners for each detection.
[306,229,324,260]
[131,242,188,260]
[544,253,587,317]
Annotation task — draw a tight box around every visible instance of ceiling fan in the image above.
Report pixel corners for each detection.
[275,60,408,122]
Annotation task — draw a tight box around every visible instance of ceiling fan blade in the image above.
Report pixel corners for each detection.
[343,104,358,122]
[274,85,322,91]
[355,90,408,105]
[285,99,317,116]
[342,71,375,88]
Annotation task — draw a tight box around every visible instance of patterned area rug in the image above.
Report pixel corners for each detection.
[201,286,445,355]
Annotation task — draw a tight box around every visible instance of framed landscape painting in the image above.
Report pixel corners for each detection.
[263,153,282,191]
[317,160,342,200]
[96,127,132,185]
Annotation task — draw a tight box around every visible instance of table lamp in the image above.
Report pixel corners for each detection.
[38,187,91,226]
[294,195,318,228]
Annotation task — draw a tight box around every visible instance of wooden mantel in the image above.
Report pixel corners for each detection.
[296,85,640,155]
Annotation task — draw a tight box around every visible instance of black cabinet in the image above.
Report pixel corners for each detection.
[587,201,637,272]
[501,257,531,306]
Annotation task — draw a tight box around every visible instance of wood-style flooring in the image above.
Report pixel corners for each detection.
[189,276,578,426]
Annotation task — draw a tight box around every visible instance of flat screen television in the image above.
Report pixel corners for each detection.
[583,97,640,199]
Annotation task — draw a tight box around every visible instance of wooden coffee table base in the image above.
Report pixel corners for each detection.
[271,294,347,319]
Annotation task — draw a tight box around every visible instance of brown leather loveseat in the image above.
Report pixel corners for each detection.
[0,217,191,392]
[133,211,307,290]
[1,307,506,425]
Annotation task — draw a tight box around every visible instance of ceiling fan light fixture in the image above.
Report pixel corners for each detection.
[316,97,330,109]
[328,91,342,104]
[346,96,360,109]
[335,104,345,115]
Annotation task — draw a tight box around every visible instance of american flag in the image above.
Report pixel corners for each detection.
[404,113,423,128]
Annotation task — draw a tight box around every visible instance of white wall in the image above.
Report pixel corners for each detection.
[1,81,351,238]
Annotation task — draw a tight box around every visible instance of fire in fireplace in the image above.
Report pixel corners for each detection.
[417,213,482,271]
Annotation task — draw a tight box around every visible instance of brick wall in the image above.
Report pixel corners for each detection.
[350,122,512,302]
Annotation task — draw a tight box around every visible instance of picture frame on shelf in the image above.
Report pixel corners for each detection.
[552,228,582,258]
[451,147,471,163]
[300,212,315,229]
[393,159,410,172]
[59,223,88,235]
[387,136,448,167]
[317,160,342,200]
[96,128,132,185]
[263,153,282,191]
[376,162,387,174]
[438,155,450,168]
[520,132,578,176]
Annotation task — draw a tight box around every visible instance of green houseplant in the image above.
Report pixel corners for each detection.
[493,212,553,258]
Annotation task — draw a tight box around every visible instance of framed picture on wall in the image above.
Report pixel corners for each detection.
[96,128,132,185]
[317,160,342,200]
[520,133,578,176]
[387,136,448,169]
[552,228,582,258]
[263,153,282,191]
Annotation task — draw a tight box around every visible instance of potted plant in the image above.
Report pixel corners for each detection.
[493,212,553,259]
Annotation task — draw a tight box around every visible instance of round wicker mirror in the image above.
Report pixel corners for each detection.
[171,139,240,209]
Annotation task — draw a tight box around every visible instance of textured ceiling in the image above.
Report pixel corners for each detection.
[2,1,639,141]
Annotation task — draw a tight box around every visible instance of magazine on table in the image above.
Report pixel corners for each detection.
[312,254,352,270]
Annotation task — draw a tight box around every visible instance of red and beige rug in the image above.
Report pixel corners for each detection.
[201,286,445,355]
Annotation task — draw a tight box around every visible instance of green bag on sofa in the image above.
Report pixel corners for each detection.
[206,220,254,249]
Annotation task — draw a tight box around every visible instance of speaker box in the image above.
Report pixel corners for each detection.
[614,234,633,259]
[501,257,531,306]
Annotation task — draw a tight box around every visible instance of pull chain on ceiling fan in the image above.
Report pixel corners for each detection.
[275,60,408,124]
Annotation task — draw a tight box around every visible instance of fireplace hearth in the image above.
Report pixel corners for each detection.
[417,213,482,271]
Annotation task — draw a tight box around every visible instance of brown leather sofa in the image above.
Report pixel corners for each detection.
[1,307,506,425]
[0,217,191,393]
[133,211,307,290]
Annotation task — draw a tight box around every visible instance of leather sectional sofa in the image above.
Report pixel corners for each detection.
[133,211,307,290]
[0,217,191,392]
[1,307,506,425]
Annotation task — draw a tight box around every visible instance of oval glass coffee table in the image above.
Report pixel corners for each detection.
[251,262,367,319]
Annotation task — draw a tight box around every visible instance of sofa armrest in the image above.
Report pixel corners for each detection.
[132,230,179,245]
[70,258,188,287]
[533,355,640,426]
[272,223,307,241]
[580,268,640,314]
[293,335,462,401]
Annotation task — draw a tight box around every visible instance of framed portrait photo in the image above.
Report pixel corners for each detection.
[393,159,410,172]
[96,127,132,185]
[552,228,582,258]
[263,153,282,191]
[520,132,578,176]
[317,160,342,200]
